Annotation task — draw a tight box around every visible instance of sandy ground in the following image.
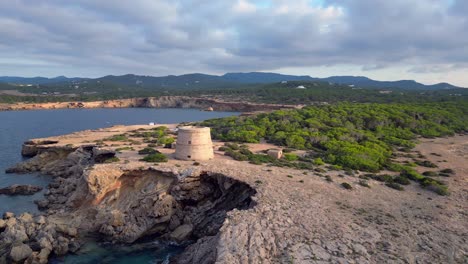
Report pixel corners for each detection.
[23,127,468,263]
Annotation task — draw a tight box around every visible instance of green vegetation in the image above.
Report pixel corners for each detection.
[415,160,438,168]
[385,182,404,191]
[138,147,160,155]
[440,168,455,174]
[201,102,468,172]
[105,134,128,141]
[140,153,168,163]
[103,157,120,163]
[201,102,467,195]
[341,182,352,190]
[115,146,134,152]
[283,153,298,161]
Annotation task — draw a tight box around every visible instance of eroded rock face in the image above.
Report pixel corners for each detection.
[5,146,257,263]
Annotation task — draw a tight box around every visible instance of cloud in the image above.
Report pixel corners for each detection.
[0,0,466,85]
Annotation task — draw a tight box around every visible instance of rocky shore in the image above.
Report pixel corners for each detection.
[0,96,298,112]
[2,125,467,263]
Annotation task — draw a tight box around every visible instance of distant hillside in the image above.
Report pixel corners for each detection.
[0,76,87,85]
[0,72,464,90]
[319,76,461,90]
[222,72,314,83]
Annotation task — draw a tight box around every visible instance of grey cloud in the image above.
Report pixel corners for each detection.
[0,0,466,80]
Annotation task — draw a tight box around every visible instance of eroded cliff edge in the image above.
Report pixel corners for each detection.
[3,127,468,264]
[4,143,258,263]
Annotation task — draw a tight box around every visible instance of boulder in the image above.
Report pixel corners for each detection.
[3,212,14,219]
[38,248,51,262]
[34,216,47,225]
[38,237,53,251]
[0,185,43,196]
[1,225,29,243]
[170,224,193,242]
[18,213,34,223]
[0,219,6,229]
[53,236,69,255]
[10,243,33,262]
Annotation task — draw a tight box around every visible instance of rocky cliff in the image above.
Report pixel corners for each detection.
[3,130,468,264]
[4,144,257,263]
[0,96,298,112]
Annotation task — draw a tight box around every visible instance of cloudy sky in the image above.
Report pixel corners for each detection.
[0,0,467,86]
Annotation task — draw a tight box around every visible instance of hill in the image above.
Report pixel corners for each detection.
[0,72,464,91]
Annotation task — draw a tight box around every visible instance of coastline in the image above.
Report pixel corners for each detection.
[1,124,467,263]
[0,96,300,113]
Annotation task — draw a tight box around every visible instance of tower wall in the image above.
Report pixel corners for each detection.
[175,126,214,161]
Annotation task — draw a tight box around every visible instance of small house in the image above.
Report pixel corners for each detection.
[267,149,283,159]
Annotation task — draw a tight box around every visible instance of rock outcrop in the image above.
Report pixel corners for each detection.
[0,185,43,196]
[4,144,257,263]
[0,213,79,263]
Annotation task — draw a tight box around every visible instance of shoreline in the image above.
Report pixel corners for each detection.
[0,96,300,113]
[1,125,467,263]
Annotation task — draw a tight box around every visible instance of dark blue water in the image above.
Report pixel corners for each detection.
[0,108,238,263]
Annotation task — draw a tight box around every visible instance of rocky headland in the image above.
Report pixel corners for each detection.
[0,96,299,113]
[2,125,467,263]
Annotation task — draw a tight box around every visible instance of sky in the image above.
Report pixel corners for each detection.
[0,0,467,86]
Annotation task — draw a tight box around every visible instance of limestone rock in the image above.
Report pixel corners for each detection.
[10,243,33,262]
[170,224,193,242]
[34,216,46,225]
[3,212,14,219]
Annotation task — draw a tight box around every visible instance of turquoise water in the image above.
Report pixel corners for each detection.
[0,108,238,263]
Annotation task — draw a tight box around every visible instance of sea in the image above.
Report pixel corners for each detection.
[0,108,238,263]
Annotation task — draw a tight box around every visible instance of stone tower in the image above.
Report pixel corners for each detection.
[175,126,214,161]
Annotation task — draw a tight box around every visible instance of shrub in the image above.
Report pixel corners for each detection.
[106,134,128,141]
[284,153,299,161]
[386,182,404,191]
[415,160,438,168]
[115,147,134,152]
[400,168,425,181]
[103,157,120,163]
[439,168,455,174]
[438,173,451,177]
[422,171,438,177]
[393,176,411,185]
[158,136,175,145]
[313,157,325,166]
[218,146,228,151]
[147,143,157,148]
[370,174,393,183]
[248,154,274,164]
[325,175,333,182]
[193,162,200,166]
[386,163,405,172]
[224,142,239,150]
[282,148,295,153]
[225,150,249,161]
[425,182,449,196]
[239,148,253,156]
[341,182,352,190]
[138,147,159,155]
[140,153,168,162]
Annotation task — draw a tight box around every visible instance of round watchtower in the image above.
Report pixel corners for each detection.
[175,126,214,161]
